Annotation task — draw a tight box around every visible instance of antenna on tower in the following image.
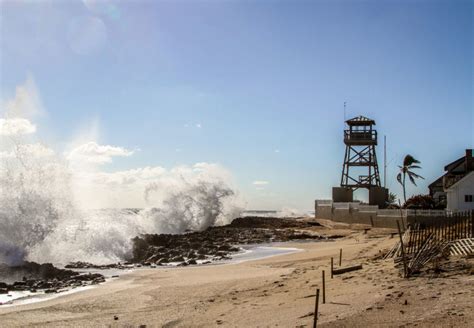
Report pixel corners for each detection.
[384,135,387,188]
[343,101,347,122]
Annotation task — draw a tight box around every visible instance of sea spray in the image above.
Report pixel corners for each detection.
[0,141,241,265]
[143,179,240,234]
[0,144,76,265]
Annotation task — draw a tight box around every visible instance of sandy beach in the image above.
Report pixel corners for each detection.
[1,220,473,328]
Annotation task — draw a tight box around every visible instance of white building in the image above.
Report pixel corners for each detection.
[429,149,473,211]
[446,171,474,211]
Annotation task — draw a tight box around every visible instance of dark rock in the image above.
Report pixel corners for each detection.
[129,217,325,266]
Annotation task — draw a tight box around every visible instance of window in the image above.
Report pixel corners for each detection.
[465,195,473,202]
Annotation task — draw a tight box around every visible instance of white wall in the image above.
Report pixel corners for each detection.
[447,172,474,211]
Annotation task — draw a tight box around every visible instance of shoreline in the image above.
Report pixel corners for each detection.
[0,243,303,309]
[0,221,472,327]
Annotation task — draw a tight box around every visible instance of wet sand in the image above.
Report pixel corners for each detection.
[1,220,472,327]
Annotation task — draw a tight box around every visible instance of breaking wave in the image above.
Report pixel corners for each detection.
[0,145,241,266]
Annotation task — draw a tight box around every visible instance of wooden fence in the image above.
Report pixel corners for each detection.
[405,210,473,256]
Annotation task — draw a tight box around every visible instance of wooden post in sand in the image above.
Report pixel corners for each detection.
[339,248,342,266]
[397,220,408,278]
[330,258,334,279]
[313,288,320,328]
[322,270,326,304]
[398,200,406,231]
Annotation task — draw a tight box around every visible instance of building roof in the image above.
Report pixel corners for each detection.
[446,171,474,190]
[428,175,443,190]
[444,156,465,172]
[345,115,376,126]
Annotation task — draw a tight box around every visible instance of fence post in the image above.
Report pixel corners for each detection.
[322,270,326,304]
[313,288,320,328]
[471,210,473,238]
[398,200,405,231]
[330,258,334,279]
[397,220,408,278]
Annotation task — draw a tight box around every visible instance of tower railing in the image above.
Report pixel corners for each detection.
[344,130,377,145]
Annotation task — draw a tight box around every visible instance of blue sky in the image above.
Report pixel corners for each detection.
[1,0,472,210]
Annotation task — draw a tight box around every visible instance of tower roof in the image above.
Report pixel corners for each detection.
[346,115,376,126]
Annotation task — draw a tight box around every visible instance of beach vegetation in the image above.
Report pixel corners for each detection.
[397,155,424,203]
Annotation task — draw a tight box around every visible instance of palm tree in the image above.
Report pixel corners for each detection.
[386,192,398,207]
[397,155,424,204]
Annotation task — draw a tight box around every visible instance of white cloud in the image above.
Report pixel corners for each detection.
[80,166,166,186]
[0,118,37,136]
[67,141,134,164]
[253,180,269,186]
[184,123,202,129]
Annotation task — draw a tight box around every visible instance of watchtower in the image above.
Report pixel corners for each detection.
[341,116,381,189]
[333,115,387,206]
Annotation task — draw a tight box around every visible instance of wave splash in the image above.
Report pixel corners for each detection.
[0,147,240,266]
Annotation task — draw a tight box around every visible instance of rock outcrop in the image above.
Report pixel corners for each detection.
[131,217,324,266]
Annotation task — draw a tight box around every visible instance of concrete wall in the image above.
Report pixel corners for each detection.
[332,187,353,202]
[369,187,388,208]
[315,200,451,229]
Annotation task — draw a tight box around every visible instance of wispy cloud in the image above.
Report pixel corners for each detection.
[274,149,280,153]
[253,180,269,186]
[67,141,134,164]
[184,123,202,128]
[79,166,167,187]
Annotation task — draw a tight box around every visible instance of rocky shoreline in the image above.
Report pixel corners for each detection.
[0,217,329,299]
[131,216,327,266]
[0,262,105,298]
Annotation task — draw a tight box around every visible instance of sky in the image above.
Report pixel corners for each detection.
[1,0,473,210]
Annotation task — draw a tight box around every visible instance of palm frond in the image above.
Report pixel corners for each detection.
[408,171,424,179]
[403,154,420,167]
[397,172,403,185]
[408,174,417,186]
[408,165,422,170]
